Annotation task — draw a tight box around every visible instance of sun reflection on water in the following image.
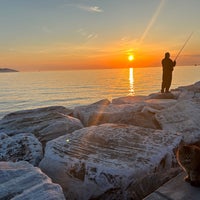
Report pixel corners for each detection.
[129,68,135,95]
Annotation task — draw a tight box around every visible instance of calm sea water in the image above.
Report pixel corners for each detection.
[0,66,200,119]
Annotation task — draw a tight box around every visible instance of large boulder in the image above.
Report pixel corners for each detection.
[39,123,182,200]
[0,106,83,144]
[112,96,147,104]
[73,97,179,129]
[172,81,200,100]
[73,99,111,126]
[73,99,161,128]
[147,92,176,100]
[0,161,65,200]
[0,132,42,166]
[145,99,177,111]
[155,99,200,143]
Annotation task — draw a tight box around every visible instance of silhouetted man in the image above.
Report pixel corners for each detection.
[161,52,176,93]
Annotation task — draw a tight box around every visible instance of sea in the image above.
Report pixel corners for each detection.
[0,66,200,119]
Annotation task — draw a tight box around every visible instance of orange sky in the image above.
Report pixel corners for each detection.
[0,0,200,71]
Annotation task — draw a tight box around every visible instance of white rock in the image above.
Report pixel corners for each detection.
[145,99,177,110]
[141,106,160,114]
[172,81,200,100]
[0,161,65,200]
[73,99,111,126]
[0,132,42,166]
[0,106,83,144]
[148,92,176,100]
[176,90,195,100]
[39,123,182,200]
[73,99,160,128]
[155,100,200,143]
[112,95,147,104]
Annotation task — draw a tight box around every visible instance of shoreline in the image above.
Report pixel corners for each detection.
[0,80,200,199]
[1,66,200,120]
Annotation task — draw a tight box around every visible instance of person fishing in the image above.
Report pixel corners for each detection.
[161,52,176,93]
[160,32,193,93]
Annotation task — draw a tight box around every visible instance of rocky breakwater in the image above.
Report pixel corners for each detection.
[0,106,83,199]
[1,81,200,199]
[72,96,177,129]
[156,81,200,144]
[0,106,83,167]
[39,81,200,199]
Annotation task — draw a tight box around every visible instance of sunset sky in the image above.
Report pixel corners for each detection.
[0,0,200,71]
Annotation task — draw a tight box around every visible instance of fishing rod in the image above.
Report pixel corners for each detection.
[174,32,193,61]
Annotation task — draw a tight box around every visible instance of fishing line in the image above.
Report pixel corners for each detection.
[174,32,193,61]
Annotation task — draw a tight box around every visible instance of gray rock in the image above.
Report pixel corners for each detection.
[39,123,182,200]
[113,168,181,200]
[155,100,200,143]
[0,132,43,166]
[172,81,200,100]
[145,99,177,111]
[112,95,147,104]
[73,99,160,128]
[73,99,111,126]
[148,92,176,99]
[0,161,65,200]
[0,106,83,144]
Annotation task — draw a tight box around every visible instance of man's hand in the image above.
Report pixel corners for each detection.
[173,60,176,66]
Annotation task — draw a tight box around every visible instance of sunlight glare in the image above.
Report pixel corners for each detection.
[139,0,165,44]
[128,55,134,62]
[129,68,134,95]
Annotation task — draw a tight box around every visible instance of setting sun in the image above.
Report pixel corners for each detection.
[128,55,134,62]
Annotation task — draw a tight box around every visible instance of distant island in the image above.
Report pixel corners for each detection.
[0,68,19,73]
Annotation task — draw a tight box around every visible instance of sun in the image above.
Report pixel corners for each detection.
[128,55,134,62]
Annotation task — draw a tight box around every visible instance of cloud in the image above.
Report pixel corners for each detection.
[61,3,103,13]
[78,5,103,13]
[77,28,98,40]
[87,33,98,40]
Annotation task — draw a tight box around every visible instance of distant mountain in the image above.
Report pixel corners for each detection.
[0,68,19,73]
